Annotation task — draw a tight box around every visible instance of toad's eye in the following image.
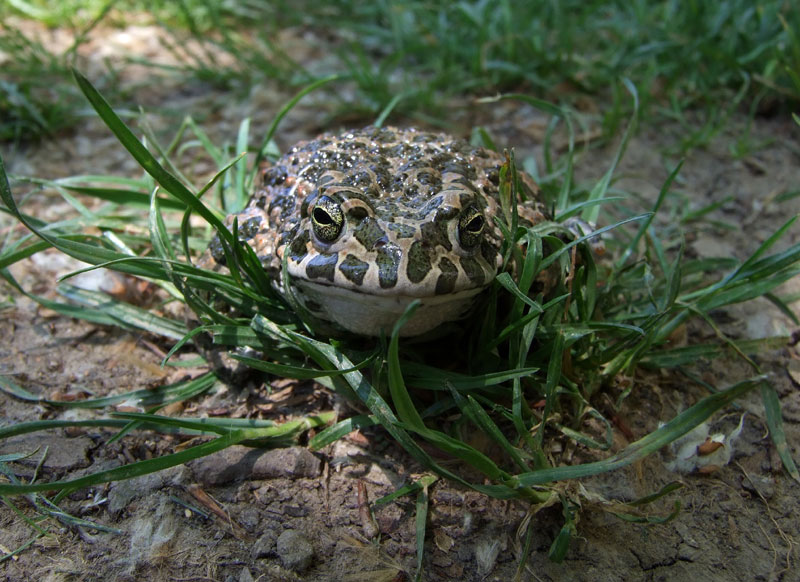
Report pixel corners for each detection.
[457,206,485,250]
[311,195,344,243]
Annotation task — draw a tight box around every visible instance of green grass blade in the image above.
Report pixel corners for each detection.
[1,268,159,330]
[309,415,378,450]
[70,69,231,242]
[233,117,250,210]
[534,331,565,451]
[0,414,333,497]
[40,182,186,210]
[373,474,437,507]
[640,336,790,368]
[387,305,526,483]
[548,521,575,563]
[760,380,800,481]
[612,500,681,524]
[725,215,798,284]
[402,364,538,391]
[0,239,51,270]
[374,91,410,127]
[0,431,244,496]
[387,301,426,430]
[414,481,430,582]
[57,284,187,340]
[460,391,532,472]
[628,481,684,507]
[230,352,374,380]
[252,74,341,174]
[763,292,800,326]
[0,372,216,411]
[616,160,684,269]
[581,78,638,225]
[539,214,652,271]
[0,375,40,402]
[0,452,37,463]
[480,93,564,117]
[556,196,626,222]
[0,419,134,439]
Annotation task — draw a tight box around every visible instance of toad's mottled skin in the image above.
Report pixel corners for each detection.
[209,126,547,336]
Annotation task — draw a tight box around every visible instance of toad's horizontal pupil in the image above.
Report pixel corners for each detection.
[314,208,334,225]
[466,216,483,232]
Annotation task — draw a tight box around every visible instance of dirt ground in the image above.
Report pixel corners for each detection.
[1,21,800,582]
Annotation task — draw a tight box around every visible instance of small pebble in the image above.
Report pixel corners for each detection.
[251,529,279,560]
[276,529,314,572]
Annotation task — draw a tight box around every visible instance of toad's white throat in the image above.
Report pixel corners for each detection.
[290,279,486,337]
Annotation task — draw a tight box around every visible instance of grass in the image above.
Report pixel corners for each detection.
[1,1,798,142]
[0,68,798,577]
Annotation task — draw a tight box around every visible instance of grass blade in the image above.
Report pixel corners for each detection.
[70,69,231,242]
[414,480,430,582]
[760,380,800,481]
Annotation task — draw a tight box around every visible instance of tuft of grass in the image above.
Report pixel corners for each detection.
[0,1,120,140]
[1,74,798,575]
[142,0,800,135]
[0,25,78,140]
[2,1,798,142]
[175,1,800,121]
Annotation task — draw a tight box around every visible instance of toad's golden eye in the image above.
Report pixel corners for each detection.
[311,196,344,243]
[457,206,485,250]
